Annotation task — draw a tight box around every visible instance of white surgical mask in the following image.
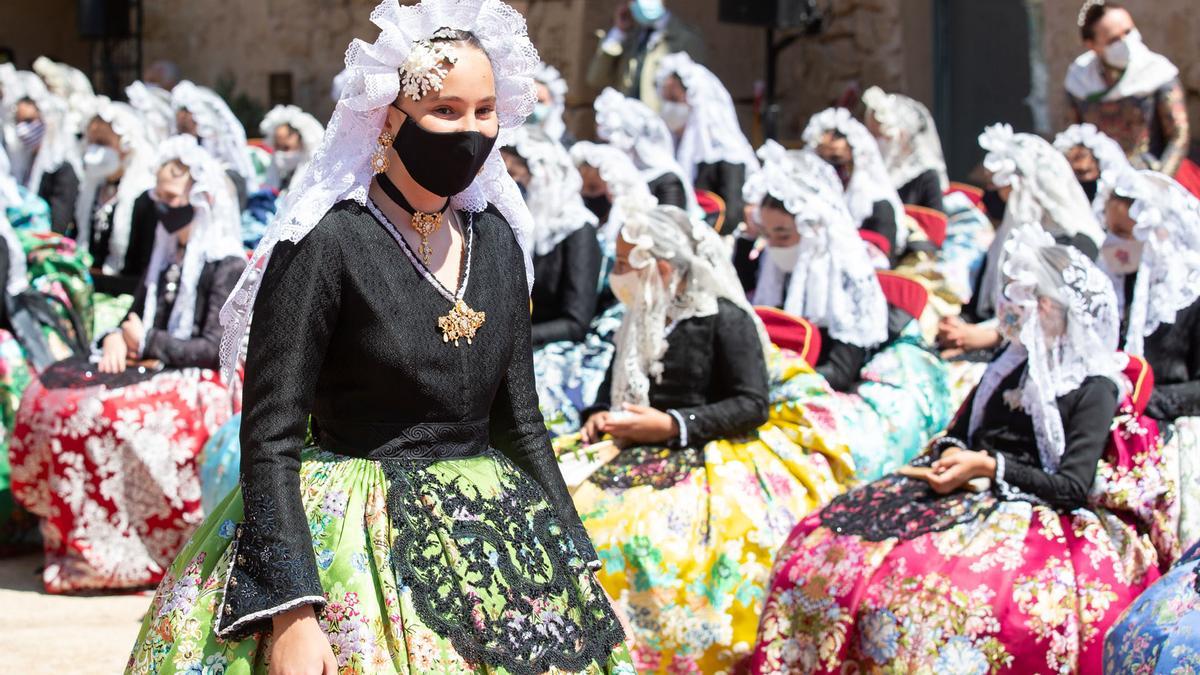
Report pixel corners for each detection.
[82,144,121,179]
[766,244,800,272]
[609,270,641,306]
[527,103,550,126]
[1103,28,1142,70]
[660,101,690,134]
[273,149,303,176]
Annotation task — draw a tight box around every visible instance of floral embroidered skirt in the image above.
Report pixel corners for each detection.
[126,449,634,675]
[749,461,1168,673]
[198,412,243,515]
[534,306,623,437]
[1104,539,1200,673]
[9,367,237,592]
[568,351,856,673]
[0,330,34,551]
[778,325,954,483]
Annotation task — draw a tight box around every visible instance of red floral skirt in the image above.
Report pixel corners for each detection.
[9,367,237,592]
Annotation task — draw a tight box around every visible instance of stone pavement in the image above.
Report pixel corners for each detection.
[0,553,150,674]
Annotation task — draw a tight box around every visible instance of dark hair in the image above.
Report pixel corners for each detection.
[1081,2,1125,41]
[430,28,485,52]
[761,195,795,217]
[499,145,528,171]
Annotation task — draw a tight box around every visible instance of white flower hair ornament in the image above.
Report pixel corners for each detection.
[980,123,1019,188]
[218,0,541,380]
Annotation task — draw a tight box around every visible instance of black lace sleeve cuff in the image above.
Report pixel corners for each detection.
[214,522,326,641]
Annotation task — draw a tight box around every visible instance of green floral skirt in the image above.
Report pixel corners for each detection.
[126,449,633,674]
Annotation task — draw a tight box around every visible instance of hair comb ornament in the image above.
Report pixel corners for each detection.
[400,28,462,100]
[1077,0,1106,27]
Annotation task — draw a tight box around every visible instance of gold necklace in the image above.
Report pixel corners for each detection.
[408,210,443,265]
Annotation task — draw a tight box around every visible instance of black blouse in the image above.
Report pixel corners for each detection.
[91,190,160,296]
[38,164,79,236]
[897,169,945,213]
[530,224,601,347]
[946,362,1119,511]
[583,298,769,448]
[693,160,746,235]
[860,199,898,260]
[120,254,246,369]
[220,201,597,639]
[647,172,689,211]
[1121,276,1200,421]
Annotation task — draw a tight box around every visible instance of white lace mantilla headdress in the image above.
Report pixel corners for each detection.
[654,52,760,180]
[532,62,568,143]
[258,104,325,191]
[144,135,245,343]
[2,70,80,194]
[1109,169,1200,355]
[74,97,158,272]
[569,140,654,248]
[32,56,97,139]
[610,202,770,408]
[218,0,540,379]
[502,125,596,256]
[1053,123,1132,221]
[745,140,889,349]
[861,86,948,193]
[976,123,1107,319]
[594,87,702,221]
[125,81,175,144]
[971,223,1124,474]
[802,107,905,248]
[171,80,257,189]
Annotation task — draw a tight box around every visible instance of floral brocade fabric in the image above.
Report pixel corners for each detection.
[126,450,634,675]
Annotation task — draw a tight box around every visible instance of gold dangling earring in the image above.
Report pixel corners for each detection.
[372,130,394,174]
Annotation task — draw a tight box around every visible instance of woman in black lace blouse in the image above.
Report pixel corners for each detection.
[125,4,631,674]
[749,226,1172,674]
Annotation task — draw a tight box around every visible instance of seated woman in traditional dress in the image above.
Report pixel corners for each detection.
[862,86,947,212]
[751,224,1171,674]
[9,135,245,593]
[573,198,853,674]
[1102,168,1200,548]
[1054,122,1132,216]
[939,125,1106,374]
[5,75,79,235]
[655,51,759,235]
[258,104,323,194]
[128,5,631,672]
[750,141,951,480]
[75,99,161,333]
[594,87,699,216]
[803,107,906,264]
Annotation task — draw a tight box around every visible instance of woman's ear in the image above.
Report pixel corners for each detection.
[656,259,673,285]
[384,101,408,133]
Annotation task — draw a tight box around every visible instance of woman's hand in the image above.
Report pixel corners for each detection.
[937,317,1002,359]
[603,404,679,446]
[924,449,996,495]
[121,313,145,354]
[269,605,337,675]
[98,333,128,374]
[581,411,611,445]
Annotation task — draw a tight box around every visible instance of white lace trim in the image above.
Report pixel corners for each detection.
[125,81,175,144]
[1053,123,1132,222]
[218,0,541,381]
[259,104,325,192]
[503,125,596,256]
[171,80,258,189]
[569,141,655,248]
[213,532,325,639]
[532,62,568,143]
[667,409,688,448]
[862,86,948,193]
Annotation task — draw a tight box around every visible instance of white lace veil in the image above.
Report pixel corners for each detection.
[861,86,948,192]
[746,141,889,349]
[654,52,759,180]
[4,71,80,194]
[32,56,96,140]
[143,135,245,342]
[0,145,29,296]
[75,98,158,272]
[610,202,770,408]
[568,140,653,248]
[594,87,702,220]
[171,80,258,189]
[977,124,1107,319]
[258,104,326,191]
[218,0,540,379]
[971,223,1124,474]
[1108,169,1200,355]
[502,125,596,256]
[1053,123,1132,222]
[125,81,175,144]
[532,62,567,144]
[802,107,905,247]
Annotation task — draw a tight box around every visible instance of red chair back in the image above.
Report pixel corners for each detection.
[754,307,822,367]
[859,229,892,258]
[1121,353,1155,415]
[695,189,727,233]
[945,181,984,207]
[876,271,929,322]
[904,204,949,248]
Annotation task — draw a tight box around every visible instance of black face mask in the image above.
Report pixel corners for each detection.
[1079,179,1099,203]
[583,194,612,221]
[156,202,195,234]
[824,156,852,186]
[391,110,498,197]
[981,188,1007,222]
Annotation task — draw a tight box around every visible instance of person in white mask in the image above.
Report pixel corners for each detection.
[1066,1,1189,179]
[258,104,324,194]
